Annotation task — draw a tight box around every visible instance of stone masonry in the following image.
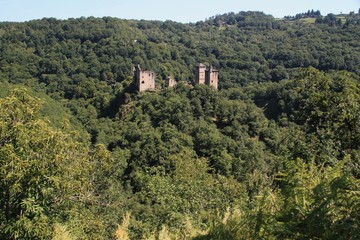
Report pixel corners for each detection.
[134,64,155,92]
[195,63,219,90]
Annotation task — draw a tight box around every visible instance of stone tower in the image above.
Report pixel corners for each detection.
[194,63,219,90]
[134,64,155,92]
[205,65,219,90]
[195,63,207,85]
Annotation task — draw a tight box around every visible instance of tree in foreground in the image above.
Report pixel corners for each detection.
[0,88,105,239]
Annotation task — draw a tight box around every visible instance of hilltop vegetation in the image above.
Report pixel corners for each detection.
[0,11,359,239]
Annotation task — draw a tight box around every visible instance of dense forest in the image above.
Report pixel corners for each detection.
[0,10,359,239]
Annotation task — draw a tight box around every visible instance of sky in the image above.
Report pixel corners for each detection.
[0,0,359,23]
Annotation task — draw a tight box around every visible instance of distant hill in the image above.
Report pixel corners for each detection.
[1,11,360,90]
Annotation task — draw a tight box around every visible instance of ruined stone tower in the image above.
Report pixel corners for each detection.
[165,76,177,88]
[195,63,207,85]
[195,63,219,90]
[205,65,219,90]
[134,64,155,92]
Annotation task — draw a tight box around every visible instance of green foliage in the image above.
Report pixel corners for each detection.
[130,151,246,238]
[0,89,72,238]
[296,68,360,151]
[53,223,74,240]
[274,157,360,239]
[198,158,360,240]
[0,89,127,239]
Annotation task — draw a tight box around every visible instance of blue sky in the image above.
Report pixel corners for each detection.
[0,0,359,22]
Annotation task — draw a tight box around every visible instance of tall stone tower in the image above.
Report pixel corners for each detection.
[134,64,155,92]
[194,63,219,90]
[205,65,219,90]
[195,63,207,85]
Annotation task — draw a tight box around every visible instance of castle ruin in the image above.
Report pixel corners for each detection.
[134,65,155,92]
[165,76,177,88]
[134,63,218,92]
[195,63,219,90]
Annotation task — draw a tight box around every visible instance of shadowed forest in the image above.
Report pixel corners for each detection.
[0,10,359,239]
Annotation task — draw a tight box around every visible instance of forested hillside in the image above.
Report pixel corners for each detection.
[0,11,359,239]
